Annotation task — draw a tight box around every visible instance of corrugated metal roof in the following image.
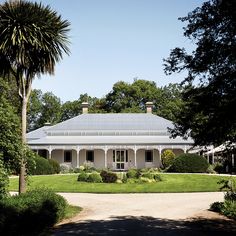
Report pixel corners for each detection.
[46,113,174,132]
[27,113,194,146]
[26,126,51,141]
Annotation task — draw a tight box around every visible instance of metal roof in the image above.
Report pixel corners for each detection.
[26,113,194,145]
[46,113,174,133]
[28,135,192,145]
[26,126,51,141]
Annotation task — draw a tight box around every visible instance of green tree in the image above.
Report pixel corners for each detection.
[27,89,43,131]
[105,80,161,113]
[157,83,183,122]
[37,92,61,127]
[60,94,105,122]
[164,0,236,147]
[0,1,70,193]
[60,100,81,121]
[0,82,22,173]
[104,79,182,120]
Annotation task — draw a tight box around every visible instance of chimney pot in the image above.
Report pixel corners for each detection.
[81,102,89,114]
[146,102,153,114]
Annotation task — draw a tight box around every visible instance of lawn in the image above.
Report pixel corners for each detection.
[9,173,236,193]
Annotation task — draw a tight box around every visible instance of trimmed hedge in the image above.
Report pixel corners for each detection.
[170,153,209,173]
[28,156,54,175]
[0,188,67,235]
[28,156,61,175]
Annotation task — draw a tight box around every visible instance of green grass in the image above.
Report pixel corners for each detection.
[64,205,82,220]
[9,173,236,193]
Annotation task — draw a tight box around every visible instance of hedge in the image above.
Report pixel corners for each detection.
[28,156,60,175]
[170,153,209,173]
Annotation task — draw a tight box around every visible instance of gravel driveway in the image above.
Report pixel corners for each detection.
[52,192,236,235]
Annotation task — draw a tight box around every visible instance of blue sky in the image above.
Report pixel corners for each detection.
[1,0,205,102]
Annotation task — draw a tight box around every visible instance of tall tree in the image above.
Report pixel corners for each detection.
[157,83,183,122]
[105,79,161,113]
[164,0,236,147]
[104,79,182,121]
[0,1,70,193]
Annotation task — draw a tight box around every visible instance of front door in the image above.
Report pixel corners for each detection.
[113,150,128,170]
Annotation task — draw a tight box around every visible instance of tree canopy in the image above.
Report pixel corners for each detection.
[164,0,236,147]
[26,79,183,131]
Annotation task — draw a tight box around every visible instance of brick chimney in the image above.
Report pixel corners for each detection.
[81,102,89,114]
[146,102,153,114]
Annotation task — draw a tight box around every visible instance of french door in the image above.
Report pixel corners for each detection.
[113,150,128,170]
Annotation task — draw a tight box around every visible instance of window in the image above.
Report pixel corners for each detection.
[86,150,94,162]
[145,150,153,162]
[38,149,48,158]
[64,150,72,162]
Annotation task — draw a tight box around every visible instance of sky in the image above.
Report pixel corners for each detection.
[1,0,205,102]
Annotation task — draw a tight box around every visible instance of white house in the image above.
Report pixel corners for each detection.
[27,102,194,170]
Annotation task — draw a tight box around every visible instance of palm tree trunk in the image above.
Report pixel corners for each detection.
[19,97,27,193]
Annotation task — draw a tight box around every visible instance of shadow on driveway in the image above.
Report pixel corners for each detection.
[52,215,236,236]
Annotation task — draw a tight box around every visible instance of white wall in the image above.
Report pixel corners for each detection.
[50,148,178,169]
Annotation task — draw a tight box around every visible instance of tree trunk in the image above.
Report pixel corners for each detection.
[19,97,27,194]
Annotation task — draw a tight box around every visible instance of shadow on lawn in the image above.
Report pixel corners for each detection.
[52,215,236,236]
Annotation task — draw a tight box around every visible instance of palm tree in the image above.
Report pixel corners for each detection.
[0,0,70,193]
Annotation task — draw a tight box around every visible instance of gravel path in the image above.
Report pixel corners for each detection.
[52,192,236,235]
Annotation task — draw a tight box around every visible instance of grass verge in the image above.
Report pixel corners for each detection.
[64,205,82,220]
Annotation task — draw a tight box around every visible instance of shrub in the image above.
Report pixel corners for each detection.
[213,162,224,173]
[0,157,9,200]
[121,173,128,183]
[127,168,140,179]
[141,172,162,182]
[77,172,89,182]
[0,188,67,235]
[60,163,71,173]
[210,179,236,220]
[206,164,216,174]
[139,177,156,183]
[87,172,102,183]
[210,201,224,213]
[28,155,54,175]
[100,170,117,183]
[221,200,236,219]
[73,167,82,173]
[218,179,236,201]
[170,153,209,173]
[49,159,60,174]
[161,150,176,168]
